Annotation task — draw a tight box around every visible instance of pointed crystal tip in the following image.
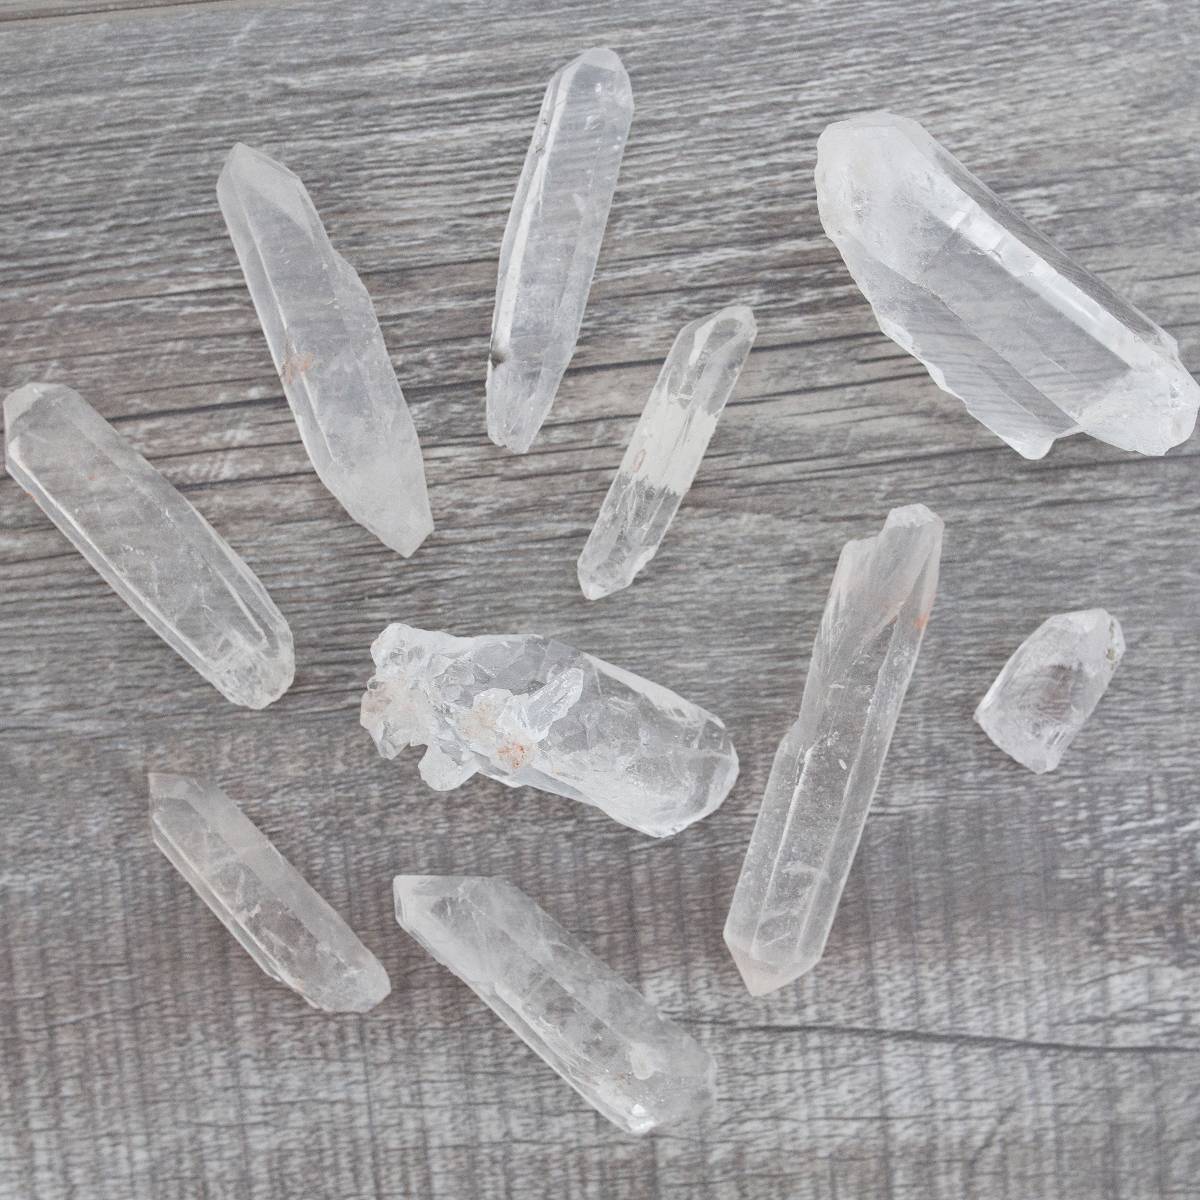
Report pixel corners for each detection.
[725,940,812,997]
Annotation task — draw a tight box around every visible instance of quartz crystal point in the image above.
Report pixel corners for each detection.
[724,505,942,995]
[394,875,716,1133]
[150,773,390,1013]
[361,623,736,837]
[816,112,1200,459]
[218,143,433,555]
[486,49,633,453]
[577,305,756,599]
[975,609,1124,773]
[4,383,293,709]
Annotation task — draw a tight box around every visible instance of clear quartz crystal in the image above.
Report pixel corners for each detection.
[975,609,1124,773]
[724,505,943,995]
[577,305,756,599]
[394,875,716,1133]
[4,383,293,709]
[487,48,633,454]
[816,112,1200,459]
[150,773,390,1012]
[361,623,737,837]
[218,143,432,555]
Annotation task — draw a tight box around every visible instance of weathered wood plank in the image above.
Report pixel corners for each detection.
[1,1,1198,1197]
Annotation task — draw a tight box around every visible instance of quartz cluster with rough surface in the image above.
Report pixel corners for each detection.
[816,112,1200,459]
[578,305,756,599]
[361,623,736,837]
[150,773,391,1013]
[487,49,633,454]
[975,609,1124,773]
[219,143,433,556]
[394,875,715,1133]
[724,505,943,995]
[4,383,294,709]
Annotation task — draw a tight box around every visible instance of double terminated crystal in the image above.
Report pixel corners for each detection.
[975,609,1124,773]
[361,623,737,837]
[725,505,942,994]
[817,113,1200,458]
[487,49,633,453]
[151,773,390,1012]
[578,306,756,599]
[4,384,293,709]
[395,876,715,1133]
[219,144,432,555]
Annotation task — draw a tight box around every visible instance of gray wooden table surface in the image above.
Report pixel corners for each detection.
[2,1,1198,1197]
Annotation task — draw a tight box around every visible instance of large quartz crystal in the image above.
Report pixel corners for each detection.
[219,143,433,555]
[394,875,715,1133]
[150,773,390,1012]
[724,505,942,995]
[816,112,1200,459]
[4,383,293,709]
[487,49,633,453]
[361,623,736,837]
[577,305,756,599]
[975,609,1124,773]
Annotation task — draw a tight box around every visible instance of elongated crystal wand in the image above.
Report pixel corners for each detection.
[724,505,942,993]
[487,49,633,453]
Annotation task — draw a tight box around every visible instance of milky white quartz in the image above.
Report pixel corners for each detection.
[361,623,736,837]
[219,143,432,555]
[487,49,633,453]
[975,609,1124,773]
[394,875,715,1132]
[724,505,942,995]
[577,305,756,599]
[4,383,293,709]
[816,112,1200,459]
[150,773,390,1011]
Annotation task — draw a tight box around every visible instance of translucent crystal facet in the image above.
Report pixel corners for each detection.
[150,773,390,1013]
[816,112,1200,459]
[4,383,293,709]
[724,505,942,995]
[577,305,756,599]
[219,143,433,555]
[394,875,716,1133]
[975,609,1124,773]
[487,48,633,453]
[361,623,736,837]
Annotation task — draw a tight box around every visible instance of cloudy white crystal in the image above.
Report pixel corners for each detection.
[816,112,1200,459]
[487,48,633,454]
[219,143,432,556]
[724,505,942,995]
[4,383,293,708]
[577,305,756,599]
[394,875,715,1133]
[975,609,1124,773]
[361,623,736,837]
[150,773,390,1012]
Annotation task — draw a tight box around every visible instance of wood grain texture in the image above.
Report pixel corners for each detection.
[2,1,1199,1197]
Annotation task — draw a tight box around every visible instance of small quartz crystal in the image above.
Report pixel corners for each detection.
[724,505,942,994]
[219,143,433,556]
[816,112,1200,458]
[151,773,390,1012]
[578,305,756,599]
[487,49,633,453]
[361,623,736,837]
[394,875,716,1133]
[975,609,1124,773]
[4,383,293,708]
